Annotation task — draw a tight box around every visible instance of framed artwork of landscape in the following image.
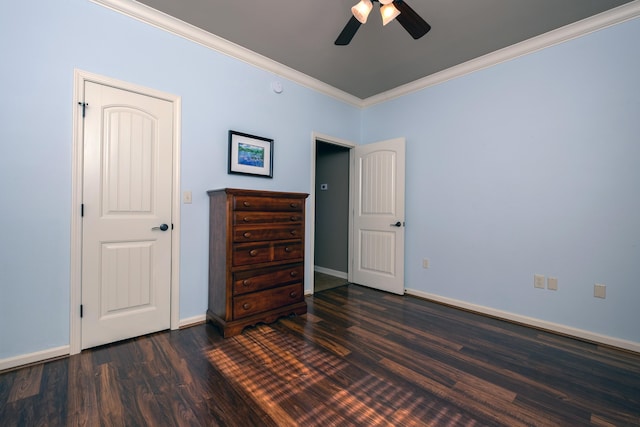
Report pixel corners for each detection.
[228,130,273,178]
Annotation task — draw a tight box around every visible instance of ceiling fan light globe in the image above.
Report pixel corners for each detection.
[351,0,373,24]
[380,3,401,26]
[379,0,394,4]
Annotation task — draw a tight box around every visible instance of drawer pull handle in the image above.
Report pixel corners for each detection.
[242,279,251,286]
[242,303,250,310]
[289,291,297,298]
[290,203,298,208]
[243,232,252,238]
[290,230,297,235]
[249,250,258,257]
[290,216,299,221]
[243,201,251,207]
[243,217,250,222]
[284,247,292,253]
[290,271,298,277]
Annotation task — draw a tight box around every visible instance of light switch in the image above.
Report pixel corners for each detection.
[183,191,192,204]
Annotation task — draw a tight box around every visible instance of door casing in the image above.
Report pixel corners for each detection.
[309,133,356,293]
[70,69,182,354]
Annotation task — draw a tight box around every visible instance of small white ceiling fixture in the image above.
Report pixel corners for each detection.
[271,81,283,94]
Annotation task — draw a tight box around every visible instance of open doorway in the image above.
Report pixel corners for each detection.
[309,134,406,295]
[313,140,351,292]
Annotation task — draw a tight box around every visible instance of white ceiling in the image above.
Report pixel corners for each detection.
[131,0,634,100]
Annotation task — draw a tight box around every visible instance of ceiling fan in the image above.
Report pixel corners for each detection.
[335,0,431,46]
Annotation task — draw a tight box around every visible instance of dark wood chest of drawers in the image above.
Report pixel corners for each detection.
[207,188,308,337]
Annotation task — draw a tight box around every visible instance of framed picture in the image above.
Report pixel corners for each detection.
[228,130,273,178]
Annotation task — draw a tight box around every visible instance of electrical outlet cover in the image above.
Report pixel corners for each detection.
[547,277,558,291]
[594,284,606,299]
[534,274,545,289]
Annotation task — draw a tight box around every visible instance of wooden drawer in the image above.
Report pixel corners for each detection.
[233,240,303,266]
[233,264,303,295]
[233,212,304,225]
[233,283,304,319]
[232,242,272,266]
[233,196,304,212]
[273,241,303,262]
[233,225,302,242]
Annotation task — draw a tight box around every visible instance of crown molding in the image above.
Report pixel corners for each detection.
[90,0,363,107]
[92,0,640,109]
[362,0,640,107]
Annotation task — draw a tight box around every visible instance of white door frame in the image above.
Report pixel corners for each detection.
[308,132,356,294]
[70,69,181,355]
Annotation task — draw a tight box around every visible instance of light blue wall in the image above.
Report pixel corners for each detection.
[363,17,640,343]
[1,0,638,362]
[0,0,359,359]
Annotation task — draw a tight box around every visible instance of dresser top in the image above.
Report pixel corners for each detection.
[207,188,309,199]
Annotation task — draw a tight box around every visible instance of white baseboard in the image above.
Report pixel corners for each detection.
[405,288,640,354]
[2,314,207,371]
[314,265,348,279]
[0,345,70,372]
[179,314,206,328]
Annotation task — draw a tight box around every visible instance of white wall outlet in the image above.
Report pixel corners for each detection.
[594,283,606,299]
[534,274,545,289]
[547,277,558,291]
[183,190,192,204]
[422,258,429,269]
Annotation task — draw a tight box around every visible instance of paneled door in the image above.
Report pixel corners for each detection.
[81,81,174,349]
[352,138,406,295]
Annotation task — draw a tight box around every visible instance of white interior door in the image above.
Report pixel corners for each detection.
[81,81,174,349]
[352,138,406,295]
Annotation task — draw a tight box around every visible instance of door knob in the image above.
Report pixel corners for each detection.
[152,223,169,231]
[390,221,402,227]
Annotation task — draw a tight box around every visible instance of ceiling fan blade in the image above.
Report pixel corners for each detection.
[393,0,431,40]
[335,16,362,45]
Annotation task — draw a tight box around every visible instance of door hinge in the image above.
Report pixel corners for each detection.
[81,204,84,217]
[171,223,174,230]
[80,304,84,318]
[77,102,89,118]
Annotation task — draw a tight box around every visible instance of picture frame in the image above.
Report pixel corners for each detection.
[228,130,273,178]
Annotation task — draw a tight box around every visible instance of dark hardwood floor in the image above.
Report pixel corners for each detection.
[314,271,348,292]
[2,284,639,426]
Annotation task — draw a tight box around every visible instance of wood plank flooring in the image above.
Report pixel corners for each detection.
[1,284,639,426]
[314,271,348,292]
